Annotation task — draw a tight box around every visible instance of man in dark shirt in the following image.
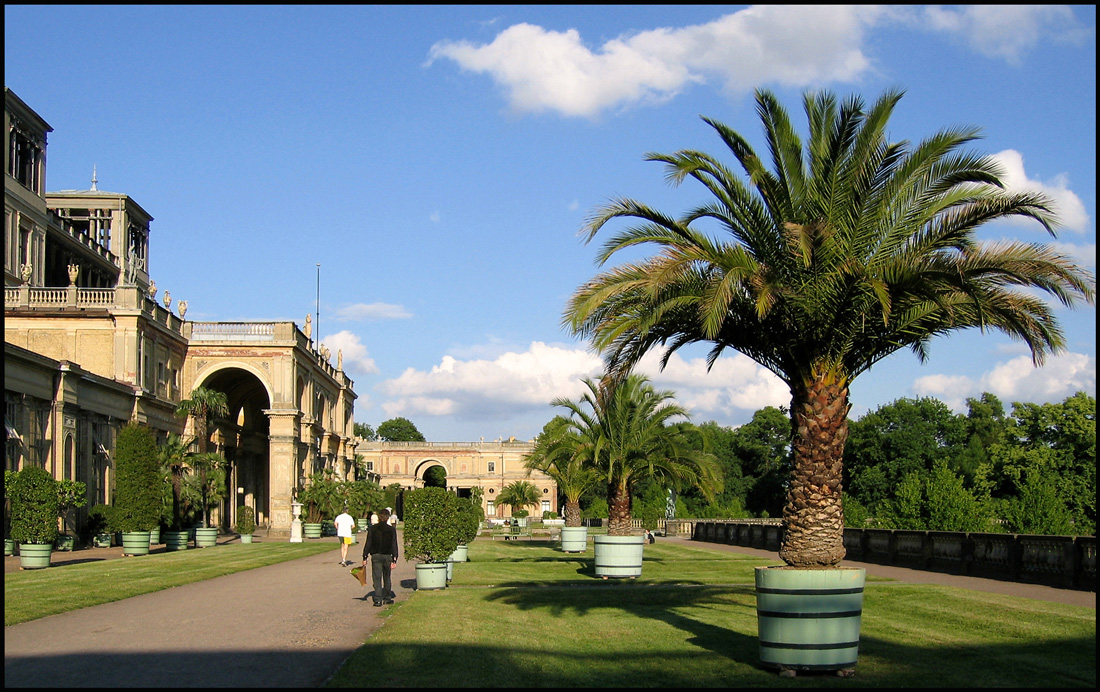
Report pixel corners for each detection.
[362,508,399,606]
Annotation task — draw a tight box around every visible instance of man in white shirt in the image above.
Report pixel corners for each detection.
[334,507,356,566]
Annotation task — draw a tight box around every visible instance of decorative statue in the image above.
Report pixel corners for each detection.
[20,263,32,284]
[178,300,188,320]
[163,291,171,309]
[147,280,157,299]
[320,345,330,362]
[337,349,343,370]
[304,314,312,339]
[67,263,79,286]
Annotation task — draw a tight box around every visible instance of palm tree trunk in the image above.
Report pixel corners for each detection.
[778,378,850,568]
[563,498,582,527]
[607,481,632,536]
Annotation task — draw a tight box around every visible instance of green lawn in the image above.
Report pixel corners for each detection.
[4,542,335,626]
[327,539,1095,688]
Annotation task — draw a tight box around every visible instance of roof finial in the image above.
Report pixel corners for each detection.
[91,165,98,191]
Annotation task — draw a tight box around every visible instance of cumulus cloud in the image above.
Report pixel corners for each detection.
[319,330,379,375]
[991,149,1090,233]
[426,6,879,118]
[913,351,1095,411]
[920,5,1089,64]
[376,340,788,429]
[333,302,413,321]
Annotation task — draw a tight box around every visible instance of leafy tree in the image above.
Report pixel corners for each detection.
[730,407,791,518]
[353,422,376,440]
[423,465,447,488]
[175,387,229,454]
[551,375,721,535]
[562,87,1097,565]
[402,487,461,563]
[114,423,162,533]
[845,397,967,508]
[377,417,426,442]
[954,393,1008,484]
[56,479,87,537]
[8,467,59,545]
[524,415,601,527]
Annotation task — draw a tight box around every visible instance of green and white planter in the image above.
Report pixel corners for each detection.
[163,530,190,551]
[93,532,112,548]
[121,530,151,556]
[754,566,866,672]
[18,543,52,569]
[593,534,645,578]
[194,527,219,548]
[560,526,589,553]
[448,544,468,563]
[239,533,254,544]
[414,562,448,590]
[303,522,323,539]
[4,538,14,556]
[149,526,161,545]
[55,535,75,552]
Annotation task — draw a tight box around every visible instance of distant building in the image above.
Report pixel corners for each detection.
[5,87,356,537]
[356,438,558,519]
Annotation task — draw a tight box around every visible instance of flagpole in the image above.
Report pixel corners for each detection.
[315,262,320,351]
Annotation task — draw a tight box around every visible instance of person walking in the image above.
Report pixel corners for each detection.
[334,507,356,566]
[362,507,399,606]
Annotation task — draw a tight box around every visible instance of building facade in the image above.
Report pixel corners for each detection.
[356,439,558,520]
[4,87,356,537]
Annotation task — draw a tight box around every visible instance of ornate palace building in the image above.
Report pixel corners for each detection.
[5,87,357,537]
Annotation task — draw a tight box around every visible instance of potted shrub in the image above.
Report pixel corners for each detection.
[9,466,60,569]
[298,470,343,539]
[54,479,87,551]
[525,415,601,552]
[82,504,115,548]
[402,487,462,590]
[560,87,1095,672]
[159,433,196,551]
[449,496,481,564]
[114,423,162,556]
[236,505,256,544]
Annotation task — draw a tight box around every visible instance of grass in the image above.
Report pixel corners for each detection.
[5,537,1094,687]
[327,539,1095,688]
[4,541,335,626]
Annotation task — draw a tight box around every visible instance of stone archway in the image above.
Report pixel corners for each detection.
[414,459,447,489]
[194,367,272,531]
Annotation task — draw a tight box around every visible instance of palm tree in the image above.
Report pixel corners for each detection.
[524,415,601,527]
[565,88,1095,567]
[158,433,195,530]
[553,375,721,536]
[175,387,229,455]
[497,480,541,519]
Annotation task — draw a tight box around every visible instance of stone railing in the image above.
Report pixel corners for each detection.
[691,520,1096,592]
[188,321,276,341]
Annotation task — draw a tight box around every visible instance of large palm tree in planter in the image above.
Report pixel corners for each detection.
[175,387,230,533]
[553,374,721,578]
[158,434,196,550]
[524,415,601,552]
[564,88,1095,671]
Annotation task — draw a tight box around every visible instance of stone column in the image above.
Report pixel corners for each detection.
[264,408,301,538]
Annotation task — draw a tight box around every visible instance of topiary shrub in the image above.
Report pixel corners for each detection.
[402,487,461,563]
[113,423,162,533]
[9,467,60,545]
[235,505,256,535]
[455,497,481,545]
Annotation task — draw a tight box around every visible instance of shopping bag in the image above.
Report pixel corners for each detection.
[350,565,367,586]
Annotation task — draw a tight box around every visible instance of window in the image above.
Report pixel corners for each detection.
[486,500,495,515]
[9,124,42,192]
[487,461,495,473]
[542,500,550,514]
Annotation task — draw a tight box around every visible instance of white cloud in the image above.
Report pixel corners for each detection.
[376,340,788,429]
[319,330,379,375]
[991,149,1090,233]
[920,5,1088,64]
[333,302,413,321]
[913,351,1095,411]
[427,6,879,118]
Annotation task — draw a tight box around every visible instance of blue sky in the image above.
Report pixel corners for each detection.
[5,5,1095,442]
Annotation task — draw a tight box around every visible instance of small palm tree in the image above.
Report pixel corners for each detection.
[158,434,195,530]
[524,415,601,527]
[565,88,1095,566]
[553,374,722,536]
[497,480,541,519]
[175,387,229,455]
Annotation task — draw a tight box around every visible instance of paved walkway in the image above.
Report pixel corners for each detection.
[4,533,1094,687]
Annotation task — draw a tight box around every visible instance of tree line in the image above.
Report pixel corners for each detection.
[596,390,1094,537]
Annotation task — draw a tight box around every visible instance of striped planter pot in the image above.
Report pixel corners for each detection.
[754,566,866,672]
